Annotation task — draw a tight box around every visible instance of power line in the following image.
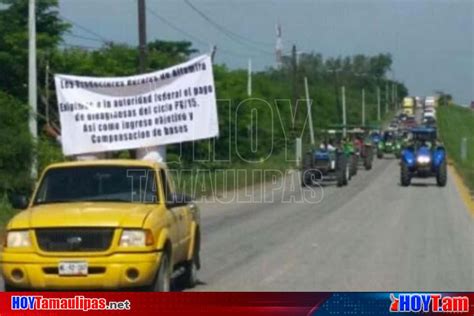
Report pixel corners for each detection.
[146,6,268,60]
[60,15,109,43]
[65,33,105,44]
[183,0,273,55]
[147,7,208,47]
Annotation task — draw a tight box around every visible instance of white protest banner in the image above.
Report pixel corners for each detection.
[54,54,218,156]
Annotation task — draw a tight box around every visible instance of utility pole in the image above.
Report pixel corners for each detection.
[136,0,166,162]
[210,44,217,62]
[45,61,50,122]
[377,86,381,121]
[138,0,147,73]
[291,44,298,135]
[394,84,398,109]
[391,83,395,108]
[28,0,37,178]
[304,77,315,146]
[385,82,389,114]
[247,58,252,97]
[342,86,347,137]
[362,88,366,126]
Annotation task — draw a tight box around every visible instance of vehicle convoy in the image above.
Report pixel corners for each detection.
[400,127,447,187]
[377,130,402,159]
[301,130,351,187]
[1,160,201,291]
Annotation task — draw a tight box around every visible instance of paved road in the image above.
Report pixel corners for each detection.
[1,157,471,292]
[192,157,473,291]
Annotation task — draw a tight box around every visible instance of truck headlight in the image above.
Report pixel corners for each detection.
[119,229,154,247]
[6,231,31,248]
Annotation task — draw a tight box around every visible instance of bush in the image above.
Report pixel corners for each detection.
[0,91,32,195]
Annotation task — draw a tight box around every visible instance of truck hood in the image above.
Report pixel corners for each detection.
[9,202,155,229]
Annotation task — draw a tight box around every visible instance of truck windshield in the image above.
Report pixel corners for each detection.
[33,166,158,205]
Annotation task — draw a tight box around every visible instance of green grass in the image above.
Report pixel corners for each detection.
[169,149,296,197]
[437,105,474,191]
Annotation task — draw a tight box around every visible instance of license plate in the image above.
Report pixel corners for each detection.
[58,261,88,276]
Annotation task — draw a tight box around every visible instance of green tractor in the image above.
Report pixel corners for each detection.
[377,130,402,159]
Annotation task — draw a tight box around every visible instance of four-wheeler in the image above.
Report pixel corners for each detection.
[1,160,201,291]
[377,130,402,159]
[348,128,374,170]
[400,127,447,187]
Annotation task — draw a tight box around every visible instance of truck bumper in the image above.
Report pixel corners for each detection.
[1,252,161,290]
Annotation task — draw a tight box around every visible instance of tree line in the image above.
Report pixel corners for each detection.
[0,0,407,195]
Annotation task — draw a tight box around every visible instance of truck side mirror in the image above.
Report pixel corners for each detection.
[10,194,29,210]
[166,192,193,208]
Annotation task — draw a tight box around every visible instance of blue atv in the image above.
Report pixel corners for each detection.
[400,127,447,187]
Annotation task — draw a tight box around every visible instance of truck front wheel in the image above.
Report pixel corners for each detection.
[183,233,200,288]
[148,252,171,292]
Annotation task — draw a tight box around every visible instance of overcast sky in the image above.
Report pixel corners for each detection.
[59,0,474,105]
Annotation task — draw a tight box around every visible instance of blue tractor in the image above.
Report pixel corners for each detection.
[400,127,447,187]
[301,131,350,187]
[301,147,349,187]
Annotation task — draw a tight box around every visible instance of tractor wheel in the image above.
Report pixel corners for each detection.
[350,155,358,176]
[400,161,411,187]
[301,153,313,186]
[377,150,383,159]
[436,160,447,187]
[395,152,401,159]
[336,155,347,187]
[344,163,350,185]
[364,151,373,170]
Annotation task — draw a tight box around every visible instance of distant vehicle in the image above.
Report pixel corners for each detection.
[348,128,374,170]
[402,97,415,115]
[377,131,402,159]
[369,131,382,145]
[401,116,417,129]
[423,112,436,119]
[400,127,447,187]
[425,96,437,108]
[422,116,436,127]
[470,101,474,110]
[415,96,424,108]
[398,113,408,121]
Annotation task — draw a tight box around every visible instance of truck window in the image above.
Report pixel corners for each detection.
[33,166,158,205]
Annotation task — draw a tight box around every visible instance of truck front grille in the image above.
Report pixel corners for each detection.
[35,228,114,252]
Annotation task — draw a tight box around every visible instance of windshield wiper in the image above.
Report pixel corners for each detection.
[82,198,132,203]
[34,200,73,205]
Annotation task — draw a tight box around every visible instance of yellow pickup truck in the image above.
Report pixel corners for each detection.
[1,160,201,291]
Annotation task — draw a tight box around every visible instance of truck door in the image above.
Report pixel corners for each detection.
[159,169,188,262]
